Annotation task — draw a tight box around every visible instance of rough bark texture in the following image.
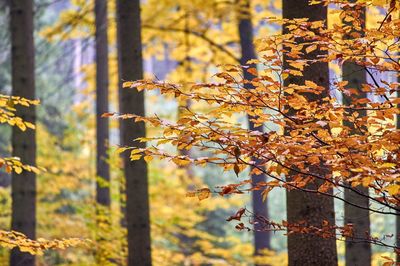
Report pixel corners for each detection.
[10,0,36,265]
[237,0,271,257]
[342,6,371,265]
[283,1,338,265]
[116,0,152,265]
[95,0,110,208]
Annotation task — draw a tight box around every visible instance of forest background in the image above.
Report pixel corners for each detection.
[0,0,399,265]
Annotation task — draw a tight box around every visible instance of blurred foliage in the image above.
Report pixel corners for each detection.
[0,0,397,265]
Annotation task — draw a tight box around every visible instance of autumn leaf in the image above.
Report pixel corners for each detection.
[226,208,246,222]
[197,188,211,201]
[233,164,240,176]
[101,112,115,118]
[305,44,317,54]
[386,184,399,196]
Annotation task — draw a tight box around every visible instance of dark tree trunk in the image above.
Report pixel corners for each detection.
[283,1,338,265]
[10,0,36,265]
[95,0,110,208]
[236,0,271,257]
[95,0,110,211]
[94,0,111,262]
[342,4,371,265]
[116,0,152,265]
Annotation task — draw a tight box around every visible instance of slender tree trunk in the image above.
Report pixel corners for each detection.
[283,1,337,265]
[236,0,271,257]
[94,0,111,263]
[116,0,152,265]
[342,4,371,265]
[10,0,36,265]
[95,0,110,208]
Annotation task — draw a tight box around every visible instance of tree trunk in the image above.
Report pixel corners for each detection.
[116,0,152,265]
[236,0,271,257]
[95,0,110,212]
[10,0,36,265]
[342,4,371,265]
[283,1,337,265]
[95,0,110,208]
[94,0,111,262]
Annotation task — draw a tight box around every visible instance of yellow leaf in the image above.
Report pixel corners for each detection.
[130,154,142,161]
[143,155,153,163]
[350,168,363,173]
[386,184,399,196]
[25,122,35,129]
[285,88,294,94]
[289,61,305,71]
[362,176,373,187]
[17,121,26,131]
[172,157,190,166]
[116,147,129,154]
[305,80,318,88]
[305,44,317,54]
[14,166,22,174]
[197,188,211,201]
[123,81,134,88]
[289,69,303,76]
[380,163,396,169]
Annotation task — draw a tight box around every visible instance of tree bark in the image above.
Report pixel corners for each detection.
[283,1,337,265]
[116,0,152,265]
[342,5,371,265]
[236,0,271,258]
[94,0,111,262]
[10,0,36,265]
[95,0,110,208]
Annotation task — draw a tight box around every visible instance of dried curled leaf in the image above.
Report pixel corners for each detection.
[226,208,246,222]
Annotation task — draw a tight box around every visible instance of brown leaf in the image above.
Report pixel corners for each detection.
[101,112,115,118]
[226,208,246,222]
[234,164,240,177]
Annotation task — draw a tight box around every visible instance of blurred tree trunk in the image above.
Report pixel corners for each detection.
[10,0,36,265]
[94,0,111,262]
[283,1,338,265]
[342,3,371,266]
[236,0,271,258]
[0,0,11,189]
[116,0,152,265]
[95,0,110,208]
